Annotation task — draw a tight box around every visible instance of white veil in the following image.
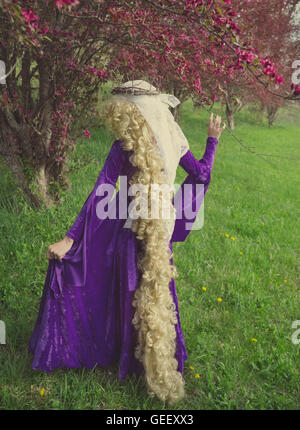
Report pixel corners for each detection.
[110,80,190,240]
[111,80,190,186]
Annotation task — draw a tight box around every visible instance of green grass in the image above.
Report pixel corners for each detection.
[0,100,300,409]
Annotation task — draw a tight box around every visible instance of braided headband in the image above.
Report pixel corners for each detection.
[111,85,160,96]
[111,85,180,108]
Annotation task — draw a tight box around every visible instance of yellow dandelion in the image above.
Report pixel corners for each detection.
[217,297,223,302]
[189,366,195,370]
[202,286,207,291]
[231,237,235,240]
[261,222,264,226]
[40,388,45,397]
[283,280,287,283]
[251,338,257,342]
[237,270,240,273]
[239,251,243,255]
[257,239,261,243]
[225,233,229,238]
[195,373,200,379]
[250,292,254,295]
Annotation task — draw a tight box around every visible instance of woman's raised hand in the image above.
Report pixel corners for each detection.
[208,113,226,139]
[46,236,74,260]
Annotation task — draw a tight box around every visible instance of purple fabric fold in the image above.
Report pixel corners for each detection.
[171,137,218,242]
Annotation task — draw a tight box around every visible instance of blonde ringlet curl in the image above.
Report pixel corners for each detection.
[101,98,185,404]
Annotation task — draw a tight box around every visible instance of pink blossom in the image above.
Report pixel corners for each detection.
[67,59,77,70]
[40,26,49,35]
[21,8,39,23]
[96,69,108,78]
[86,66,97,75]
[291,83,300,95]
[83,129,91,139]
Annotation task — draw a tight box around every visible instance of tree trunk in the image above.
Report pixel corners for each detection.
[267,105,279,127]
[226,102,235,130]
[0,149,41,209]
[0,56,60,208]
[35,164,56,207]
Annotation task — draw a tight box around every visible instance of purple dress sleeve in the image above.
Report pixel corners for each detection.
[48,139,128,298]
[171,137,218,242]
[65,139,127,243]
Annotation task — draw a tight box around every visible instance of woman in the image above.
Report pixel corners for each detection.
[28,80,225,404]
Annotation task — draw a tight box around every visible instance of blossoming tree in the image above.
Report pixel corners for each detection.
[0,0,288,207]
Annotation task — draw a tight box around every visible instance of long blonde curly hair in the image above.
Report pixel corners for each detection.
[101,98,185,404]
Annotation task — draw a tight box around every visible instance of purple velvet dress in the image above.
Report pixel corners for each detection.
[28,137,218,379]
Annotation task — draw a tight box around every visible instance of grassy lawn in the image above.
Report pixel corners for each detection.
[0,100,299,410]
